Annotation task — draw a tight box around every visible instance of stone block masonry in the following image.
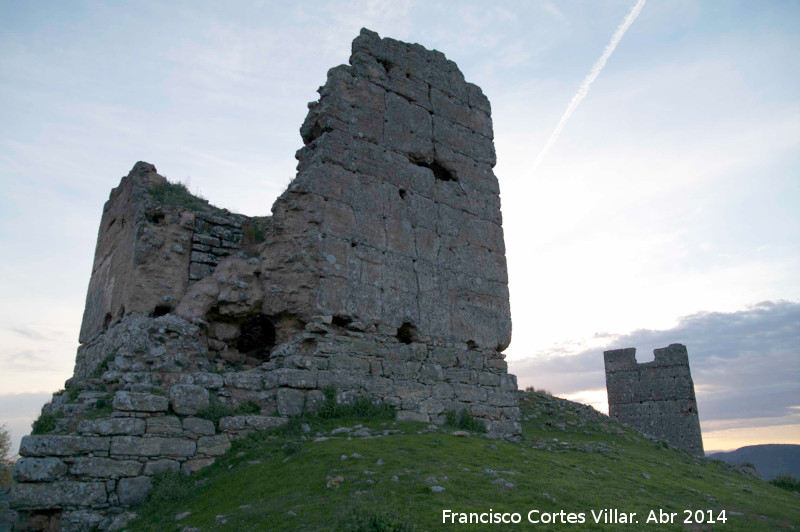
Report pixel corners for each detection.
[11,28,521,530]
[604,344,704,456]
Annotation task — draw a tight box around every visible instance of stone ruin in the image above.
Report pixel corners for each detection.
[9,28,520,530]
[604,344,704,456]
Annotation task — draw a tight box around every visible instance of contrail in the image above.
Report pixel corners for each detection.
[531,0,647,174]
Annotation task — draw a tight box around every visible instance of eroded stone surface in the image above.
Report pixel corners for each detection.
[13,458,68,482]
[112,391,169,413]
[10,481,107,509]
[116,476,152,506]
[19,436,110,457]
[169,384,210,416]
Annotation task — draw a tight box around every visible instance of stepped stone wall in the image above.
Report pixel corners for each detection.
[604,344,704,456]
[10,28,520,531]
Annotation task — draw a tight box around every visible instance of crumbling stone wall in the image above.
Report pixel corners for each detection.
[78,163,251,346]
[604,344,704,456]
[11,28,520,531]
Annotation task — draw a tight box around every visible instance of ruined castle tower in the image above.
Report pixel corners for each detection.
[604,344,704,456]
[10,29,520,530]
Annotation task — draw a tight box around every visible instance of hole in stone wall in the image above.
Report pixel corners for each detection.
[351,242,358,247]
[397,322,420,344]
[25,510,63,531]
[152,305,172,318]
[428,160,456,182]
[332,315,352,327]
[303,122,333,144]
[398,188,407,199]
[146,210,165,225]
[410,158,458,182]
[376,57,393,72]
[467,340,478,350]
[237,314,276,360]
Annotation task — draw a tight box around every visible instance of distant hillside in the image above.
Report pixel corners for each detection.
[709,444,800,480]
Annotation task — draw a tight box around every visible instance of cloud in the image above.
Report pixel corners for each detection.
[0,349,63,373]
[509,300,800,427]
[6,327,50,342]
[3,326,69,343]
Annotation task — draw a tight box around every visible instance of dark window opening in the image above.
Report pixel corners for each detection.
[152,305,172,318]
[398,188,407,199]
[467,340,478,350]
[237,314,276,360]
[397,322,420,344]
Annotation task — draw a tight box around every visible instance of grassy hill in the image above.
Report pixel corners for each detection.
[127,391,800,531]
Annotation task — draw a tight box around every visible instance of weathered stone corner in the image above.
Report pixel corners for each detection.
[11,28,521,531]
[604,343,704,456]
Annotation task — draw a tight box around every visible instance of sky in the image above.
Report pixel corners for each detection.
[1,0,798,455]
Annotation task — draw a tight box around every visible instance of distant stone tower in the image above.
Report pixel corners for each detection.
[604,344,704,456]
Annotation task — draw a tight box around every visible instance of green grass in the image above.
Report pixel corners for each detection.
[66,386,81,402]
[90,352,116,379]
[313,386,396,422]
[242,220,267,245]
[31,413,57,435]
[126,392,800,531]
[196,398,262,426]
[149,180,211,211]
[444,409,487,433]
[770,474,800,493]
[85,393,114,420]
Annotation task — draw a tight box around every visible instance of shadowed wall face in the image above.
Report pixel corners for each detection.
[604,344,704,456]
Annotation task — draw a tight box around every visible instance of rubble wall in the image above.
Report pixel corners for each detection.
[604,344,704,456]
